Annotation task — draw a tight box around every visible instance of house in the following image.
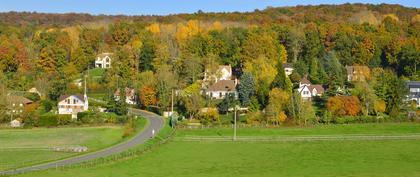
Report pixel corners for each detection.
[297,78,325,100]
[346,65,370,82]
[204,65,233,83]
[283,63,294,76]
[205,79,238,99]
[7,95,33,115]
[114,88,137,105]
[58,94,88,119]
[95,53,112,69]
[407,81,420,107]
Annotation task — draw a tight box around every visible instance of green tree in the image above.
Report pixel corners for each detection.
[217,93,238,114]
[272,60,292,93]
[238,72,255,106]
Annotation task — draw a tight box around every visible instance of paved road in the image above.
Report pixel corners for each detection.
[0,109,164,175]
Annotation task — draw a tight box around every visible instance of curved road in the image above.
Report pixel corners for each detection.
[0,109,164,175]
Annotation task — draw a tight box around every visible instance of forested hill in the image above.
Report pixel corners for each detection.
[0,3,418,26]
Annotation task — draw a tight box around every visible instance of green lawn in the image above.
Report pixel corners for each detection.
[0,119,146,171]
[14,123,420,177]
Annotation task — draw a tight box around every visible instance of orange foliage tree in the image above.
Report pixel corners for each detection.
[140,86,157,107]
[327,96,361,116]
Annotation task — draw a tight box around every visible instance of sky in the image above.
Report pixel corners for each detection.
[0,0,418,16]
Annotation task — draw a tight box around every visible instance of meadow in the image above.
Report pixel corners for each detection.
[13,123,420,177]
[0,118,146,171]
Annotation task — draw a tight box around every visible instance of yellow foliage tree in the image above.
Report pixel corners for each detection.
[279,44,288,63]
[212,21,223,31]
[175,20,200,42]
[146,23,161,34]
[374,100,386,115]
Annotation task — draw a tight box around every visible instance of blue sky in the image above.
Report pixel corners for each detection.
[0,0,418,15]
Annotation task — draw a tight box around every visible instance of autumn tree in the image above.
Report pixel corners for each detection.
[140,86,157,107]
[265,88,290,125]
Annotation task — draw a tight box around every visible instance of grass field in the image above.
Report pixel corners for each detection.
[13,123,420,177]
[0,119,146,171]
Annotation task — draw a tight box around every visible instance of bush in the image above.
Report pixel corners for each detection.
[122,118,136,138]
[197,108,220,125]
[39,114,58,127]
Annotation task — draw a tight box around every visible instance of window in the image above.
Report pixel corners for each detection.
[73,99,76,104]
[219,92,222,98]
[303,91,309,95]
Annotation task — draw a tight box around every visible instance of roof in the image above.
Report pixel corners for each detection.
[218,65,232,73]
[207,80,237,92]
[346,65,370,75]
[59,94,85,102]
[407,81,420,88]
[283,63,293,68]
[300,77,311,85]
[309,85,325,94]
[97,53,113,59]
[7,95,33,104]
[114,88,136,97]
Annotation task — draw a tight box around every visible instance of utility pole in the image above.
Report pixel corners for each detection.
[171,89,174,114]
[233,105,237,141]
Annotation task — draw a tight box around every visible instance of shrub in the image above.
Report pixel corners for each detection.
[39,114,58,127]
[122,118,136,138]
[197,108,220,124]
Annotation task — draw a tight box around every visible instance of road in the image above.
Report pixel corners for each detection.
[0,109,164,175]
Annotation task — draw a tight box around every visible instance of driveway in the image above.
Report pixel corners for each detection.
[0,109,164,175]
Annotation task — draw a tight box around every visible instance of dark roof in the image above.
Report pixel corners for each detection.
[300,77,311,85]
[59,94,85,102]
[407,81,420,88]
[283,63,293,68]
[114,88,135,97]
[7,95,33,104]
[309,85,325,94]
[207,80,236,92]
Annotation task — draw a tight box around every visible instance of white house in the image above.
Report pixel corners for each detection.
[58,94,88,119]
[297,78,324,100]
[205,79,238,99]
[114,88,137,105]
[95,53,112,69]
[407,81,420,107]
[283,63,294,76]
[204,65,233,83]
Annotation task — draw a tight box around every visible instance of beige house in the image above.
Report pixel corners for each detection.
[114,88,137,105]
[58,94,88,119]
[205,79,238,99]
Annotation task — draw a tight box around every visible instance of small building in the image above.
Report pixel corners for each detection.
[7,95,33,115]
[407,81,420,107]
[205,79,238,99]
[297,78,324,100]
[58,94,88,119]
[114,88,137,105]
[95,53,112,69]
[28,87,41,97]
[10,119,23,128]
[346,65,370,82]
[283,63,294,76]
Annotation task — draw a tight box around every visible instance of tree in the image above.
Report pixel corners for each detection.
[182,92,204,119]
[265,88,290,125]
[351,81,376,115]
[155,65,176,111]
[37,47,57,74]
[139,34,156,71]
[109,21,132,46]
[182,55,203,84]
[217,93,238,114]
[324,51,345,95]
[237,72,255,106]
[279,44,288,63]
[140,86,157,107]
[373,69,407,117]
[327,96,361,116]
[272,60,292,93]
